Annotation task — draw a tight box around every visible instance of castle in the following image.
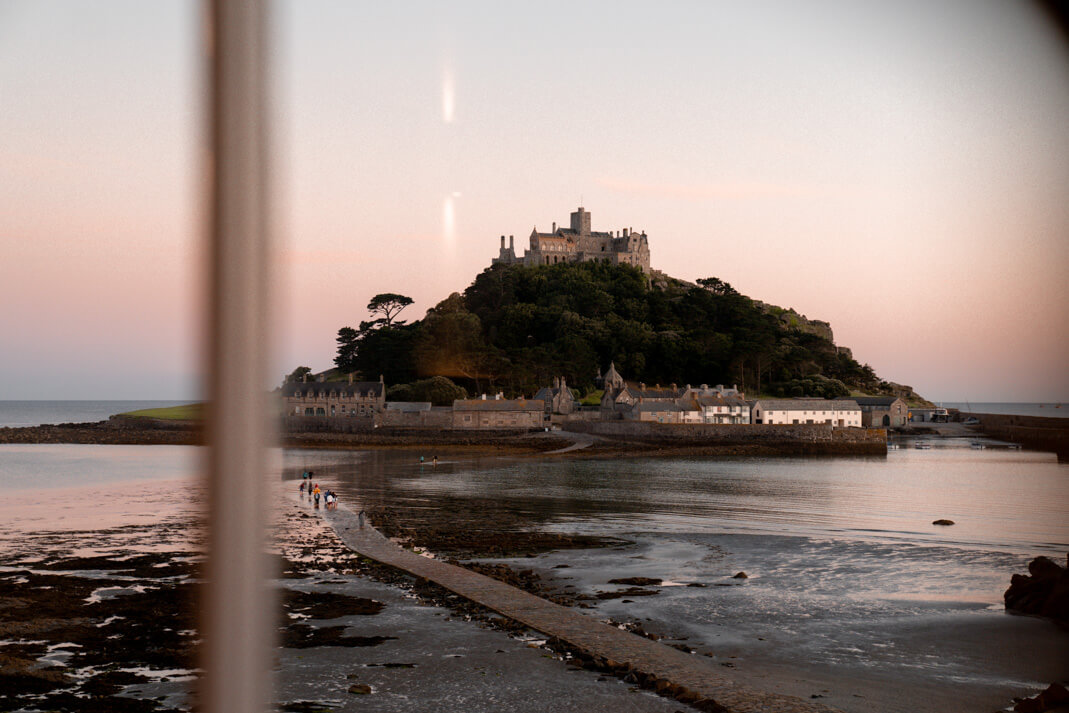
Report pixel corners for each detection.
[492,206,651,273]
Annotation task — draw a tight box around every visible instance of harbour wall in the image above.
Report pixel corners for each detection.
[564,421,886,455]
[960,412,1069,457]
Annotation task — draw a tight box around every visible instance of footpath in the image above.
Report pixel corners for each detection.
[324,506,841,713]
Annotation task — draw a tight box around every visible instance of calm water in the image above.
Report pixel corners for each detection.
[2,442,1066,709]
[0,400,195,427]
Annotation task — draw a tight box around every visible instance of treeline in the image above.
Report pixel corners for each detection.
[333,262,885,399]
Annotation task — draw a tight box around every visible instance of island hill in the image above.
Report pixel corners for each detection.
[0,206,936,455]
[277,206,932,455]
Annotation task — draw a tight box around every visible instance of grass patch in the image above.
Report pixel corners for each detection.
[119,403,204,421]
[579,389,604,406]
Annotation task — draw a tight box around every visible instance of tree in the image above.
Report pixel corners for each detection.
[334,327,359,373]
[367,293,414,328]
[283,366,312,385]
[697,277,738,296]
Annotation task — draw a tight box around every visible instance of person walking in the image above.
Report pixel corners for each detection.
[357,510,366,529]
[313,485,321,509]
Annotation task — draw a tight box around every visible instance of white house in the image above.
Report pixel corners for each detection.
[750,399,861,427]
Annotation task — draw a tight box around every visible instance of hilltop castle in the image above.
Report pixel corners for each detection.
[492,207,651,273]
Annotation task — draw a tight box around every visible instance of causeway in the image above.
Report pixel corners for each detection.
[326,506,841,713]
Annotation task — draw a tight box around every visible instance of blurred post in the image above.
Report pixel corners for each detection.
[202,2,274,712]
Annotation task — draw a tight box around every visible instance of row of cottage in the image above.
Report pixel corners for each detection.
[280,365,909,430]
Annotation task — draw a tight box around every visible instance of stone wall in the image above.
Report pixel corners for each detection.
[564,421,886,453]
[378,409,452,429]
[282,415,376,434]
[961,412,1069,457]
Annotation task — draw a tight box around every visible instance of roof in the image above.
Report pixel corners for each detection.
[622,381,684,399]
[752,399,860,411]
[453,399,545,412]
[691,394,747,408]
[282,381,383,398]
[852,397,902,407]
[631,402,683,413]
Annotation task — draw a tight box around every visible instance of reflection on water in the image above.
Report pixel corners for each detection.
[288,448,1068,555]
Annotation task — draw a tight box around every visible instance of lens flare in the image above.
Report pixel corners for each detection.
[442,68,455,123]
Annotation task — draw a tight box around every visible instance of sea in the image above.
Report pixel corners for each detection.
[1,401,1066,711]
[0,400,196,428]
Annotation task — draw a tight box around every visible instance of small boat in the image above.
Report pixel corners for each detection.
[915,441,932,450]
[970,442,985,450]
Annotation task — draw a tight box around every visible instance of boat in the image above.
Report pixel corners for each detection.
[970,442,985,450]
[915,441,932,450]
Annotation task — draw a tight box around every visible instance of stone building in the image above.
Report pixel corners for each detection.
[492,207,651,273]
[853,396,908,428]
[750,399,861,427]
[452,395,546,429]
[534,376,578,415]
[281,375,385,418]
[602,380,686,416]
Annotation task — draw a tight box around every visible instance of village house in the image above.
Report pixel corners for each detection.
[853,396,908,428]
[600,363,686,417]
[533,376,578,415]
[625,401,684,423]
[281,374,385,418]
[750,399,862,427]
[684,393,751,424]
[452,395,546,429]
[492,207,651,273]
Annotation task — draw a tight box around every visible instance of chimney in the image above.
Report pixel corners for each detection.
[623,227,629,237]
[500,235,505,249]
[509,235,514,250]
[552,221,556,232]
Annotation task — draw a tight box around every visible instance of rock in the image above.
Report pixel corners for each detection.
[348,684,372,695]
[608,577,661,586]
[1012,682,1069,712]
[732,572,748,579]
[932,519,955,526]
[1004,554,1069,623]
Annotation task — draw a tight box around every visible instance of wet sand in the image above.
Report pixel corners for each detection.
[0,478,681,713]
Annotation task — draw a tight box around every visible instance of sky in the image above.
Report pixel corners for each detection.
[1,0,1067,402]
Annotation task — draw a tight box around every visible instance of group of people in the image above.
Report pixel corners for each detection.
[298,471,338,510]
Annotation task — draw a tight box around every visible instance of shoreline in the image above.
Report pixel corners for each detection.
[346,497,1069,713]
[0,418,889,457]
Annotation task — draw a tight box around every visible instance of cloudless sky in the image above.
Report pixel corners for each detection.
[1,1,1066,401]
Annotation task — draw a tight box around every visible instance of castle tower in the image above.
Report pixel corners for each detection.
[570,206,591,235]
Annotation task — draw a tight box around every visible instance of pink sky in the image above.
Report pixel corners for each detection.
[1,1,1066,401]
